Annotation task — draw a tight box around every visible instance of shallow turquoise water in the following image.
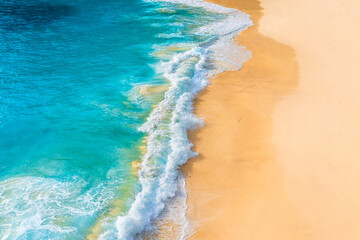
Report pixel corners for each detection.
[0,0,227,239]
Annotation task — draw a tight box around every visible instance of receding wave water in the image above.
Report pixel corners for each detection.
[0,0,252,239]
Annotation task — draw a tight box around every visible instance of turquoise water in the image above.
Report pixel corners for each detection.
[0,0,252,239]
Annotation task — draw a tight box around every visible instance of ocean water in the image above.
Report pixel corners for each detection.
[0,0,252,239]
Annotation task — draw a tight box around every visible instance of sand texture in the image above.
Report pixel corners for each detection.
[183,0,360,239]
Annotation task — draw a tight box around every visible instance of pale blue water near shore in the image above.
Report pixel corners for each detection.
[0,0,252,239]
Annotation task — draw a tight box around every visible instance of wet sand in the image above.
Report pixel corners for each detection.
[184,0,360,239]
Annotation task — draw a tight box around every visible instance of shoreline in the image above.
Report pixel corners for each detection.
[183,0,300,238]
[183,0,360,239]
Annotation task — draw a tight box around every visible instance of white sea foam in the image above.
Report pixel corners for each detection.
[147,0,239,14]
[0,176,113,240]
[115,0,252,239]
[156,31,185,39]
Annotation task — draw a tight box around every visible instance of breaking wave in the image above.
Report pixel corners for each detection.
[114,0,253,239]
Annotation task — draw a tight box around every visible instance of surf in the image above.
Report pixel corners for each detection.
[0,0,252,239]
[114,1,252,239]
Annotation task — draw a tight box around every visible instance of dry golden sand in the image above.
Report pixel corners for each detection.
[183,0,360,239]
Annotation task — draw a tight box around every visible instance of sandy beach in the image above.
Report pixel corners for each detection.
[183,0,360,239]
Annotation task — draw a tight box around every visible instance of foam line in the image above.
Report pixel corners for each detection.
[115,0,253,239]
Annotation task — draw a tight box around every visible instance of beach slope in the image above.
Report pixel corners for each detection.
[184,0,360,239]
